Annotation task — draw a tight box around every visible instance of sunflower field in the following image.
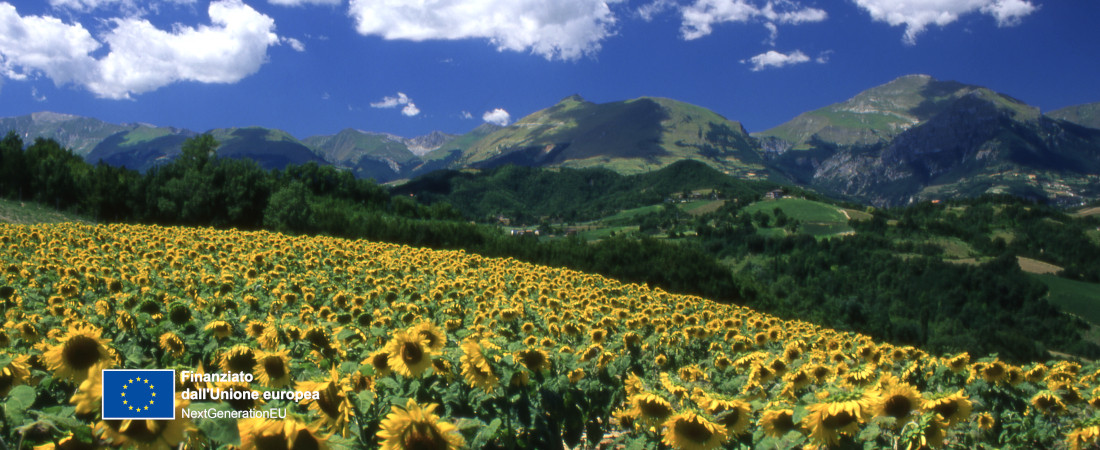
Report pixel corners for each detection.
[0,222,1098,449]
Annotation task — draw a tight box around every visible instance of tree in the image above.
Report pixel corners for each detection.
[264,181,314,233]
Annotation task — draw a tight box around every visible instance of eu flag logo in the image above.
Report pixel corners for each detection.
[101,370,175,420]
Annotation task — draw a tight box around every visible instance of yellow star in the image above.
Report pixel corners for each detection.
[121,392,125,397]
[122,400,127,405]
[151,392,156,397]
[149,400,154,404]
[144,406,149,410]
[128,406,134,410]
[135,377,141,382]
[122,385,127,389]
[143,379,148,383]
[149,385,155,390]
[128,379,134,384]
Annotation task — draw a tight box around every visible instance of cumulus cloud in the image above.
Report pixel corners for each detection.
[282,36,306,52]
[461,111,474,119]
[680,0,826,40]
[743,49,809,71]
[48,0,197,15]
[0,0,280,99]
[482,108,511,126]
[851,0,1038,44]
[268,0,341,6]
[347,0,623,61]
[370,92,421,117]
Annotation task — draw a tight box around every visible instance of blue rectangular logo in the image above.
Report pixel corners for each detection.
[101,370,176,420]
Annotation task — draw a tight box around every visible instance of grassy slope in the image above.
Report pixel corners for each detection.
[0,198,88,225]
[1035,274,1100,325]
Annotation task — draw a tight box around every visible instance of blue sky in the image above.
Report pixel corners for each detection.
[1,0,1098,139]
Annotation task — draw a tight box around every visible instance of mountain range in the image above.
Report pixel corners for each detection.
[3,74,1099,206]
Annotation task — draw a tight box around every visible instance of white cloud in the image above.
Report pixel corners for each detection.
[0,0,280,99]
[461,111,473,119]
[48,0,197,15]
[851,0,1038,44]
[31,86,46,101]
[680,0,826,40]
[482,108,511,126]
[0,4,101,84]
[268,0,341,6]
[371,92,420,117]
[283,36,306,51]
[743,49,809,71]
[637,0,675,21]
[347,0,623,61]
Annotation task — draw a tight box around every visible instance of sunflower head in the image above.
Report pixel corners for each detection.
[803,390,872,447]
[239,417,329,450]
[760,407,797,438]
[158,332,186,359]
[385,331,433,378]
[220,345,258,376]
[661,410,729,450]
[1030,390,1067,415]
[377,399,464,450]
[412,322,447,352]
[460,338,499,393]
[254,350,292,388]
[874,383,923,425]
[922,390,972,425]
[628,392,675,426]
[42,323,114,382]
[204,320,234,339]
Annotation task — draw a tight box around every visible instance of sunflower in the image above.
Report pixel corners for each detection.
[1029,390,1066,415]
[204,320,234,339]
[297,367,354,437]
[377,398,465,450]
[220,345,258,375]
[803,393,872,447]
[69,361,106,415]
[568,368,585,384]
[661,410,729,450]
[254,349,293,388]
[873,383,923,425]
[364,349,392,377]
[516,348,550,373]
[460,338,499,393]
[628,392,675,426]
[0,353,32,397]
[41,322,114,382]
[158,332,186,359]
[1065,422,1100,450]
[412,322,447,352]
[759,407,797,438]
[95,397,192,449]
[385,330,433,378]
[699,397,751,435]
[976,412,995,430]
[922,390,972,425]
[238,417,329,450]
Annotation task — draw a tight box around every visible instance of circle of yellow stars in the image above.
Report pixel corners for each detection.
[120,376,156,411]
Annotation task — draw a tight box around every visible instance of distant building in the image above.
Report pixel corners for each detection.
[764,189,784,200]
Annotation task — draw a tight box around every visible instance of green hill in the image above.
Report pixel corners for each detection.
[458,95,768,178]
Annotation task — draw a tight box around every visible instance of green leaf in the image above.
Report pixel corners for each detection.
[356,391,375,412]
[472,418,501,447]
[6,385,35,409]
[377,377,399,391]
